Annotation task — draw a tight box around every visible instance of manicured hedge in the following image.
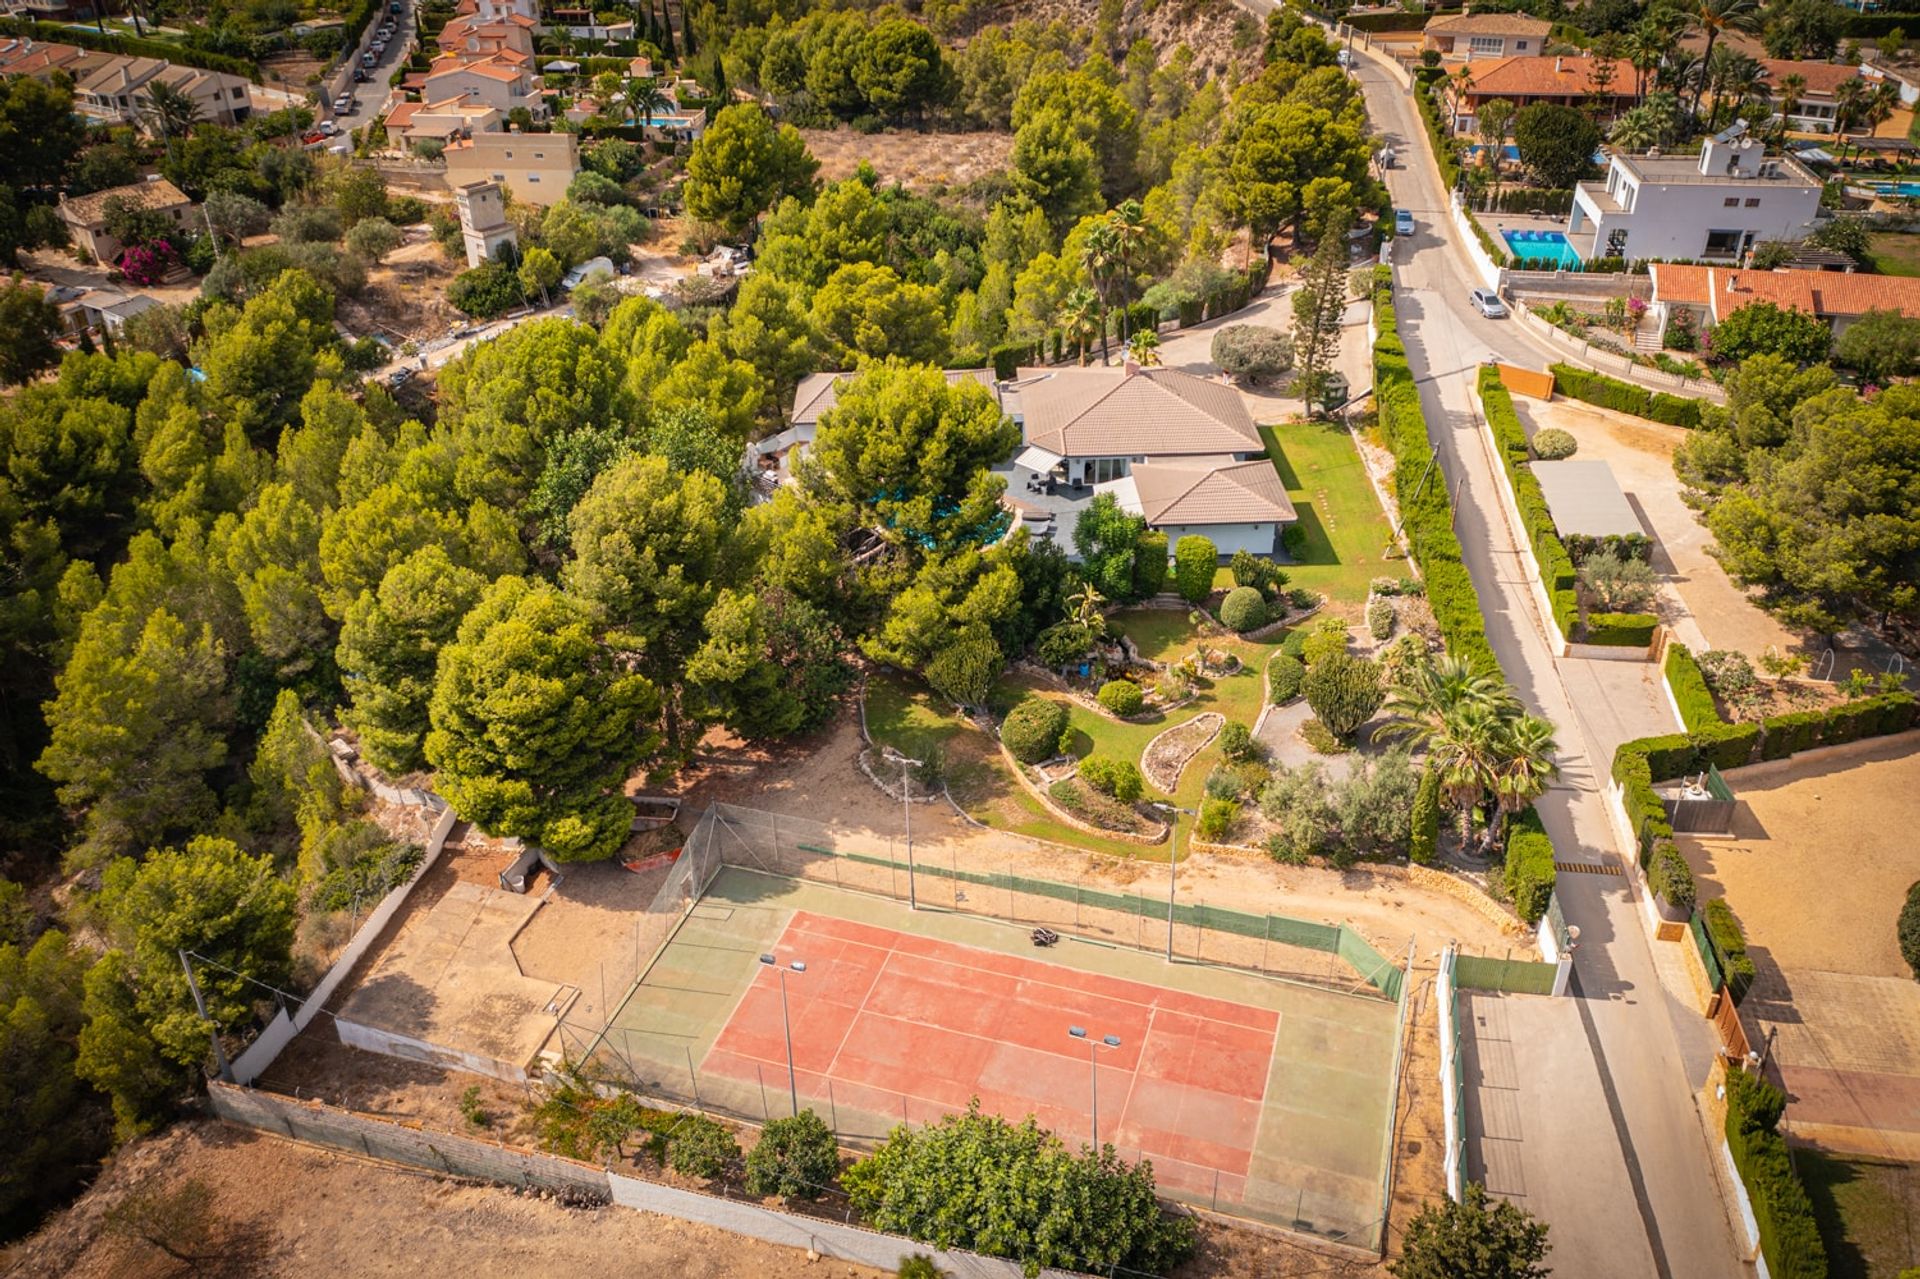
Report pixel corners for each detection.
[1097,680,1143,718]
[1346,8,1452,30]
[1613,744,1673,867]
[1724,1068,1827,1279]
[1478,368,1577,637]
[1704,897,1754,1003]
[1900,881,1920,980]
[1000,698,1069,764]
[1583,612,1658,647]
[1504,809,1557,924]
[1550,363,1703,428]
[1665,643,1718,732]
[1376,286,1498,677]
[1220,586,1267,632]
[1173,535,1216,604]
[1648,839,1696,914]
[1267,652,1305,704]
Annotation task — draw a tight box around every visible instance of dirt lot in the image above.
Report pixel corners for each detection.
[666,707,1523,957]
[0,1121,890,1279]
[798,129,1013,191]
[1679,735,1920,1157]
[337,234,465,344]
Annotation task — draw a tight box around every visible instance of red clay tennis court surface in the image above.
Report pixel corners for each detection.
[701,911,1279,1192]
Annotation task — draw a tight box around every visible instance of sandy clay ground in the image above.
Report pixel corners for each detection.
[798,129,1013,190]
[1,1121,890,1279]
[1680,734,1920,1156]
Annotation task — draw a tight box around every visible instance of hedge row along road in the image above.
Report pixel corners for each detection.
[1230,11,1749,1279]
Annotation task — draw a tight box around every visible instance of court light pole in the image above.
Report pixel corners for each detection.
[881,747,923,910]
[1151,804,1197,963]
[759,954,807,1116]
[1067,1026,1122,1151]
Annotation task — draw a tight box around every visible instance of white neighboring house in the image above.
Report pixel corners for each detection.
[1567,129,1824,263]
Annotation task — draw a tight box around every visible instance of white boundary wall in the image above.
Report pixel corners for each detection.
[1435,944,1463,1201]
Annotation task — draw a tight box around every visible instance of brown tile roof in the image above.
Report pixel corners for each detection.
[1759,58,1864,98]
[790,368,996,425]
[430,59,526,83]
[60,178,191,228]
[1426,12,1551,35]
[1131,460,1296,527]
[1464,55,1636,99]
[1012,367,1260,459]
[1652,263,1920,321]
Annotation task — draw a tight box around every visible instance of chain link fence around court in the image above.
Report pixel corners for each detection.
[686,802,1406,1003]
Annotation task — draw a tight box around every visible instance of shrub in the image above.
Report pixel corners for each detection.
[1664,643,1718,732]
[1301,619,1350,665]
[1218,720,1257,762]
[1529,427,1577,459]
[1000,698,1069,764]
[1366,594,1395,641]
[1132,530,1169,598]
[1219,586,1267,632]
[1078,755,1144,802]
[1410,766,1441,864]
[1723,1068,1827,1279]
[1504,809,1557,924]
[1647,839,1695,913]
[1901,881,1920,980]
[743,1110,838,1201]
[1300,718,1348,755]
[1230,548,1286,595]
[1549,362,1704,428]
[1303,652,1382,740]
[1705,897,1756,1001]
[1096,679,1144,717]
[1197,796,1240,841]
[1173,535,1216,603]
[1280,629,1309,660]
[1583,612,1658,647]
[1580,550,1657,614]
[1035,620,1096,668]
[667,1115,740,1180]
[924,631,1003,709]
[1697,649,1757,699]
[1268,652,1305,703]
[1211,323,1294,383]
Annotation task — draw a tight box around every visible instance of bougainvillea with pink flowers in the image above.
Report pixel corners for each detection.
[118,239,179,286]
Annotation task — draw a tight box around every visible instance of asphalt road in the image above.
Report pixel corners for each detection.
[1335,39,1752,1279]
[322,0,416,139]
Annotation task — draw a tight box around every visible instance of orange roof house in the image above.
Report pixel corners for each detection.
[1457,56,1637,129]
[1649,263,1920,337]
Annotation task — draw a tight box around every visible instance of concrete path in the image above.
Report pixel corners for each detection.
[1332,37,1750,1279]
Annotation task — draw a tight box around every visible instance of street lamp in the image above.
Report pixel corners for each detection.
[1067,1026,1123,1151]
[881,747,923,910]
[759,953,807,1116]
[1151,803,1197,963]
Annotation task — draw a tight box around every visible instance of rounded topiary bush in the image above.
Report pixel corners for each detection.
[1268,652,1305,703]
[1096,679,1144,717]
[1531,427,1577,460]
[1901,880,1920,980]
[1219,586,1268,633]
[1000,697,1070,764]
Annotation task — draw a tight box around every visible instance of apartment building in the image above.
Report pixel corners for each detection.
[441,128,577,204]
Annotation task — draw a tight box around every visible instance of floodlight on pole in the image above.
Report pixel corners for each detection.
[1151,803,1198,963]
[882,747,924,910]
[759,953,806,1116]
[1067,1026,1123,1151]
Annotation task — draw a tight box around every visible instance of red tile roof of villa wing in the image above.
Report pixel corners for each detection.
[1757,58,1864,97]
[1650,264,1920,322]
[1464,55,1637,98]
[1426,12,1551,35]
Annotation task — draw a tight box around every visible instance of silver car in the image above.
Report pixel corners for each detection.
[1470,288,1508,318]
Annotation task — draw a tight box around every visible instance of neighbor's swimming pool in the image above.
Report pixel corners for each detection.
[1864,180,1920,199]
[1501,229,1583,270]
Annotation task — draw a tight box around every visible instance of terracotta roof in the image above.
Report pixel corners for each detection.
[77,55,166,95]
[1465,55,1636,99]
[430,59,525,83]
[1759,59,1864,98]
[1130,460,1296,527]
[791,368,996,425]
[60,178,191,227]
[384,100,425,128]
[1011,367,1260,459]
[1652,263,1920,321]
[0,39,82,74]
[1426,12,1551,35]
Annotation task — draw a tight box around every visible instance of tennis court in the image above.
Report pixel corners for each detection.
[595,867,1403,1247]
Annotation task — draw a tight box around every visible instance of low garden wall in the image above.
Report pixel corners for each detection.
[995,739,1169,847]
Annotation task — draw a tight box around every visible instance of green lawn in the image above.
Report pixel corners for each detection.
[1867,231,1920,278]
[1255,421,1410,604]
[1799,1150,1920,1278]
[863,667,971,762]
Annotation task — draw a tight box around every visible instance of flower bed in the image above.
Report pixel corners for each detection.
[1140,713,1223,794]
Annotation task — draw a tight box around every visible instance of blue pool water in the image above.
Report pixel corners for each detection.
[1865,180,1920,198]
[1502,229,1583,269]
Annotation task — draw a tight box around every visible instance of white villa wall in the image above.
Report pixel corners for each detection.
[1570,168,1823,262]
[1154,521,1277,557]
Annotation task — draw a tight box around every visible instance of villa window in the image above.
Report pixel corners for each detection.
[1703,229,1743,256]
[1091,457,1131,483]
[1745,197,1760,207]
[1469,35,1504,55]
[1724,197,1740,207]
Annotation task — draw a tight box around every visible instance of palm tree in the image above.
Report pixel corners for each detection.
[1624,22,1666,103]
[1491,713,1560,842]
[140,80,202,142]
[1684,0,1762,127]
[1067,584,1108,637]
[1447,64,1477,132]
[1659,48,1702,102]
[1106,199,1149,345]
[625,77,668,129]
[1126,329,1161,366]
[1060,287,1100,365]
[1430,701,1511,845]
[1081,219,1121,366]
[1376,654,1513,751]
[1610,106,1661,150]
[1864,81,1901,134]
[1707,49,1766,130]
[1775,72,1807,140]
[1834,76,1870,134]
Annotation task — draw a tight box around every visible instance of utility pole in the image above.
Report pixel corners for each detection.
[180,950,233,1082]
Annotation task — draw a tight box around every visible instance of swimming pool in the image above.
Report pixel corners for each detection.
[1501,229,1583,269]
[1864,180,1920,199]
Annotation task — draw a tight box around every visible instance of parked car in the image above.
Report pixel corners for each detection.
[388,367,414,388]
[1336,47,1352,66]
[319,120,337,136]
[360,50,376,67]
[333,94,351,113]
[353,68,369,82]
[1469,288,1508,318]
[1394,208,1415,236]
[388,0,402,11]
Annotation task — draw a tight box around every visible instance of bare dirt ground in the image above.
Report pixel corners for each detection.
[665,708,1520,956]
[19,247,205,307]
[1680,735,1920,1157]
[798,128,1014,191]
[0,1121,890,1279]
[337,233,464,344]
[1515,396,1807,662]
